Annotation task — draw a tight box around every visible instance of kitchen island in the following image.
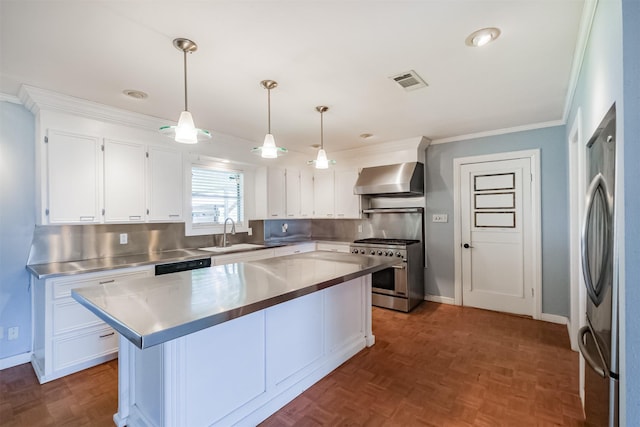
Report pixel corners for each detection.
[72,251,395,427]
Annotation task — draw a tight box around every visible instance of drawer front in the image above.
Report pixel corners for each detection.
[213,249,275,266]
[52,269,151,299]
[274,242,316,256]
[316,242,350,253]
[53,299,102,335]
[53,327,118,371]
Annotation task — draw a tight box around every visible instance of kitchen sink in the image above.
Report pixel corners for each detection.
[198,243,266,255]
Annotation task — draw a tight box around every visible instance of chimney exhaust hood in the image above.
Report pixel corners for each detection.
[354,162,424,197]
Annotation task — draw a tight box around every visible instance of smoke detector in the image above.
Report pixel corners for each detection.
[389,70,428,91]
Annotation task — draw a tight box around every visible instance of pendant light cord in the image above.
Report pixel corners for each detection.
[267,88,271,134]
[320,109,324,149]
[183,50,189,112]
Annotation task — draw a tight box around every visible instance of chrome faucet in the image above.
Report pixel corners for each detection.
[222,217,236,247]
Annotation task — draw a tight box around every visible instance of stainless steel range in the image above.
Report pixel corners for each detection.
[350,238,424,312]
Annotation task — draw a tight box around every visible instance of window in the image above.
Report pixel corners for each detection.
[188,164,245,235]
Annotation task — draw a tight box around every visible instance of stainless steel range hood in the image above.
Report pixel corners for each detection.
[354,162,424,196]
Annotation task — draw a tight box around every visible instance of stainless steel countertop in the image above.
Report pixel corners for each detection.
[72,251,395,350]
[26,249,215,279]
[26,240,350,279]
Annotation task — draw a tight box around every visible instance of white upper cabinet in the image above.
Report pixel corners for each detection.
[103,139,146,222]
[285,168,301,218]
[267,167,286,218]
[313,169,334,218]
[299,168,314,218]
[147,146,183,222]
[46,130,102,224]
[334,169,361,218]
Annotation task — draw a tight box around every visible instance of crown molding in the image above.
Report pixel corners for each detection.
[431,119,564,145]
[18,85,169,131]
[0,92,21,104]
[335,136,431,158]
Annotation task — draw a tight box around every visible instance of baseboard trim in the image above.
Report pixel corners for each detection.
[0,352,31,370]
[425,294,456,305]
[540,313,568,325]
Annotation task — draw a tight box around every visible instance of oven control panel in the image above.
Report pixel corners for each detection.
[349,244,407,261]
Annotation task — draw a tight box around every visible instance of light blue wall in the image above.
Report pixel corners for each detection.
[424,125,569,316]
[0,101,35,359]
[622,0,640,423]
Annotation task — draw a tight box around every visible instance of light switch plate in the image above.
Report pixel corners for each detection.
[119,233,128,244]
[432,214,448,223]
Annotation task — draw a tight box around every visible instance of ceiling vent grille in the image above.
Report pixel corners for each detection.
[390,70,428,91]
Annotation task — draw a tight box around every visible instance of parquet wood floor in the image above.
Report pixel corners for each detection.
[0,302,585,426]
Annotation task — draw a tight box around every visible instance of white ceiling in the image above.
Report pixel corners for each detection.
[0,1,584,154]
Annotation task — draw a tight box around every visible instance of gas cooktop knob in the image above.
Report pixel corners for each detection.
[387,252,394,256]
[370,250,376,255]
[396,252,402,257]
[352,249,358,254]
[377,251,383,255]
[360,249,365,254]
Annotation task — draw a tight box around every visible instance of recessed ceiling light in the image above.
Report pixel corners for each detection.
[123,89,148,99]
[465,27,501,47]
[360,133,373,140]
[311,143,321,149]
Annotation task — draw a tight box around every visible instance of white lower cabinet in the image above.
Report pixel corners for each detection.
[31,266,153,384]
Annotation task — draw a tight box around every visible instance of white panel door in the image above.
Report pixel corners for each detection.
[299,168,315,218]
[267,167,286,218]
[313,169,334,218]
[334,169,360,218]
[460,158,533,316]
[46,130,102,223]
[147,146,183,221]
[285,168,301,218]
[103,139,146,222]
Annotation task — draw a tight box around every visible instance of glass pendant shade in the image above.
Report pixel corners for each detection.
[174,111,198,144]
[260,133,278,158]
[315,149,329,169]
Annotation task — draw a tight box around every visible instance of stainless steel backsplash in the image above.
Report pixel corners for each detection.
[27,208,424,265]
[26,223,248,265]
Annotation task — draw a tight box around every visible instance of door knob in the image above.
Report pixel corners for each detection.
[463,243,473,249]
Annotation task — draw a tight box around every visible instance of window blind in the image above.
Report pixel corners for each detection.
[191,166,244,225]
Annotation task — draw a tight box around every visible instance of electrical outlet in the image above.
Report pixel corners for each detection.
[248,228,253,236]
[432,214,448,223]
[119,233,128,244]
[358,224,363,233]
[8,327,18,340]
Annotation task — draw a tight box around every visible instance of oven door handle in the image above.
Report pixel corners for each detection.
[392,264,406,270]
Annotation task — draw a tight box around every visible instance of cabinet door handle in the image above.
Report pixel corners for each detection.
[169,214,180,218]
[79,216,95,221]
[129,215,141,220]
[99,331,115,339]
[99,279,115,285]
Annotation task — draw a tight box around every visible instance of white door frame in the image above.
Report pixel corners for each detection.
[453,149,542,320]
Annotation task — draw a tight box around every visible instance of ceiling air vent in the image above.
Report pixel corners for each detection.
[389,70,428,91]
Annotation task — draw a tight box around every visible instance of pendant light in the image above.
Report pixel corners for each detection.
[308,106,336,169]
[159,38,211,144]
[251,80,287,158]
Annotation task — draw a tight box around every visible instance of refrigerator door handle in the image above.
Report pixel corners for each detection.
[578,326,608,378]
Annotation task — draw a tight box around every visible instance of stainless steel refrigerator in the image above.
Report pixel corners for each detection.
[578,103,619,426]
